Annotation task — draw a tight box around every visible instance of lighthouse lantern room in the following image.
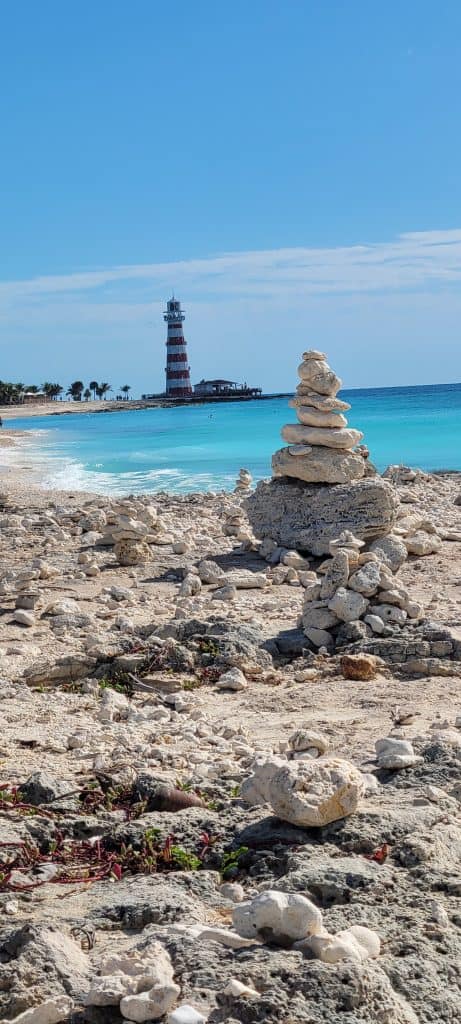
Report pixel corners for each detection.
[163,297,192,397]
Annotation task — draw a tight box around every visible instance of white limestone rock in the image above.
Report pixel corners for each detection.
[348,562,381,597]
[297,355,342,396]
[80,510,107,531]
[290,405,348,428]
[364,613,386,634]
[179,574,202,597]
[281,424,363,450]
[265,757,364,826]
[12,610,35,627]
[307,924,380,963]
[173,540,189,554]
[369,603,407,625]
[114,538,150,566]
[248,477,397,555]
[212,584,237,602]
[404,531,442,556]
[85,976,133,1006]
[223,979,260,999]
[369,535,408,571]
[191,926,254,949]
[120,986,180,1022]
[233,890,323,943]
[220,881,245,902]
[273,445,365,484]
[168,1007,207,1024]
[302,601,340,631]
[240,755,287,806]
[375,737,421,769]
[216,667,248,691]
[301,580,321,600]
[198,560,225,585]
[226,570,267,589]
[405,599,423,619]
[328,587,369,622]
[329,530,365,553]
[282,550,311,569]
[304,625,335,648]
[288,729,329,757]
[319,551,350,599]
[0,998,74,1024]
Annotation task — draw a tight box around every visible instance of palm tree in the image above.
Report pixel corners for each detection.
[0,382,14,405]
[89,380,99,400]
[24,384,39,393]
[120,385,131,400]
[97,382,112,400]
[42,382,63,401]
[67,380,84,401]
[0,382,25,405]
[83,388,92,402]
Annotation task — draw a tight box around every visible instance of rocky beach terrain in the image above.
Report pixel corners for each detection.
[1,354,461,1024]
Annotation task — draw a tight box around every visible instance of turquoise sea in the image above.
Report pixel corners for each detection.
[4,383,461,495]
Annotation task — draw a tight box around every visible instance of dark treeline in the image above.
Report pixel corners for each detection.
[0,381,132,404]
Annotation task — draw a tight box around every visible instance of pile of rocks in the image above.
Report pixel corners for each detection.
[247,350,398,555]
[273,350,369,484]
[234,468,252,494]
[301,528,422,649]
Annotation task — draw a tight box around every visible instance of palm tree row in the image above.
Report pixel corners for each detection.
[67,381,112,401]
[0,381,132,404]
[66,381,132,401]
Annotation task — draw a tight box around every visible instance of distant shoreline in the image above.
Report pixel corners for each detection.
[0,392,293,421]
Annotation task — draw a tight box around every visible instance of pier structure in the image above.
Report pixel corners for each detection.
[163,297,192,398]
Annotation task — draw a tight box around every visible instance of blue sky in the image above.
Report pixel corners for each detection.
[0,0,460,393]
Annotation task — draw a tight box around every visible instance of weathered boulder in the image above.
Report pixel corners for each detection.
[244,757,364,826]
[247,477,398,556]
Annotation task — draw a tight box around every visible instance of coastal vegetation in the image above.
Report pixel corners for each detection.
[0,380,132,404]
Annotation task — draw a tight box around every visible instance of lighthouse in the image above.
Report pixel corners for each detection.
[163,297,192,398]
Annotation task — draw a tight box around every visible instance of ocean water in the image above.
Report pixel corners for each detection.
[4,382,461,495]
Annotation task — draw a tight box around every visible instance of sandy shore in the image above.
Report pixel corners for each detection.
[0,393,288,420]
[0,398,164,419]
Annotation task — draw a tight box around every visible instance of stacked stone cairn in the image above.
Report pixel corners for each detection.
[234,467,253,494]
[273,349,367,484]
[246,349,433,651]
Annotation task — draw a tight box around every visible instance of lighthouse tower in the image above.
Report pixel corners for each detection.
[163,297,192,397]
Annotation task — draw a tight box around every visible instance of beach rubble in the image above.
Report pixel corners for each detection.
[0,394,461,1022]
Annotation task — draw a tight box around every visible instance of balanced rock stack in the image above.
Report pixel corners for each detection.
[246,349,399,556]
[234,467,253,494]
[273,350,366,484]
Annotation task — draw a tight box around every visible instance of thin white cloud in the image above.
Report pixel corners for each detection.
[0,228,461,317]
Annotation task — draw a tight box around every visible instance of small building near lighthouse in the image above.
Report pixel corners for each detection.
[194,379,262,397]
[163,297,193,397]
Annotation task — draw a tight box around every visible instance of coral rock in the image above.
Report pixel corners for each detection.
[264,757,364,826]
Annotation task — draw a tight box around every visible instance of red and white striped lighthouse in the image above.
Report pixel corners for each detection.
[163,297,192,397]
